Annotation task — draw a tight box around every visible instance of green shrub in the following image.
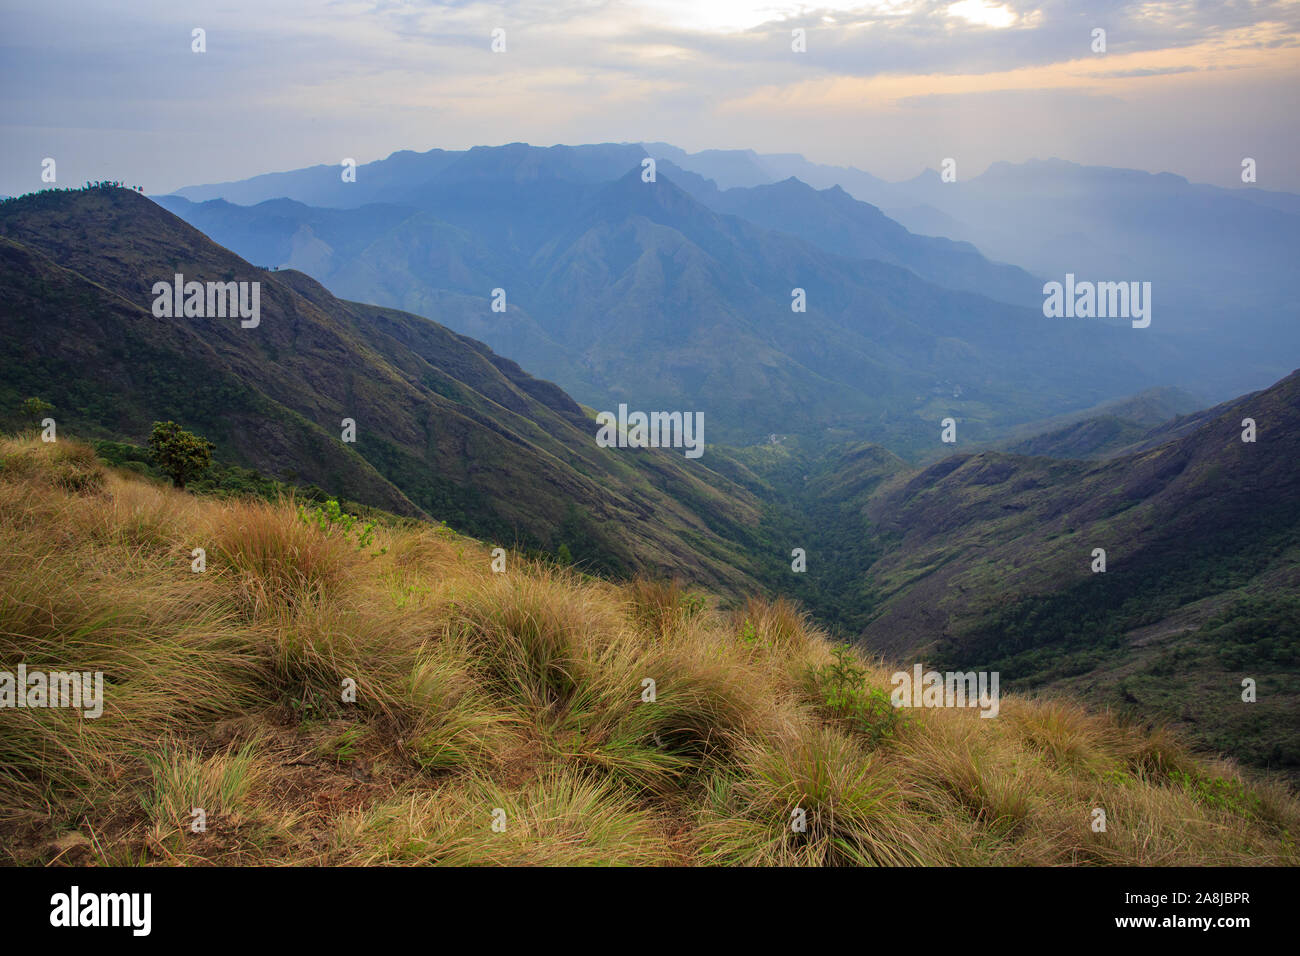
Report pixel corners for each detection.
[810,645,904,748]
[298,498,384,554]
[1170,769,1264,819]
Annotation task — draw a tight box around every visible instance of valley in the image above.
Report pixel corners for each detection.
[3,148,1297,788]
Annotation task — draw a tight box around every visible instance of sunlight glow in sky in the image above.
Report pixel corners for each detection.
[629,0,1019,34]
[630,1,913,34]
[945,0,1018,29]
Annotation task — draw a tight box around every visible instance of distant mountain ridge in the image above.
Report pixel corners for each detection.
[666,173,1043,308]
[158,143,1189,450]
[991,386,1208,459]
[647,146,1300,398]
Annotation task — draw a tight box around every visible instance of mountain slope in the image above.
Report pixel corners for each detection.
[815,369,1300,774]
[0,232,422,518]
[995,386,1207,459]
[645,147,1300,400]
[679,175,1043,308]
[524,168,1180,445]
[0,186,770,591]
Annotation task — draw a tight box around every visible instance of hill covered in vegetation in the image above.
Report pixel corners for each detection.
[0,185,769,592]
[1,435,1295,866]
[786,369,1300,777]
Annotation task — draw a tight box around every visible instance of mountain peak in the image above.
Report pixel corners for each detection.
[591,166,715,224]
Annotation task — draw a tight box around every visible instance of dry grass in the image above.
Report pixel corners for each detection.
[1,433,1296,866]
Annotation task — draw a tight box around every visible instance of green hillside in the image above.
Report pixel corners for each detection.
[809,370,1300,776]
[0,186,768,592]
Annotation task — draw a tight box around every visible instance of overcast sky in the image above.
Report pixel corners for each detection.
[2,0,1298,196]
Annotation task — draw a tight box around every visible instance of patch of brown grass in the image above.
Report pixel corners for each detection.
[1,433,1295,867]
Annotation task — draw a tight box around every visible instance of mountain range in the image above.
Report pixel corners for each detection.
[158,143,1197,450]
[3,143,1298,777]
[646,144,1300,398]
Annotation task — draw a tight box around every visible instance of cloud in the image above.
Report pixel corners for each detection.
[1,0,1297,194]
[1091,65,1200,77]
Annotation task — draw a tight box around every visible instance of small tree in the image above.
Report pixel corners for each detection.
[21,397,53,429]
[148,421,214,490]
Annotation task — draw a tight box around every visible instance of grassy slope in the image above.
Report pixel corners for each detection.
[1,435,1296,866]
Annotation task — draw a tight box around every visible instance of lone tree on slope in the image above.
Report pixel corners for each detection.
[148,421,215,490]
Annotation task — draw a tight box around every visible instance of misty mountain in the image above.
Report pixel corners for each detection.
[669,173,1043,308]
[160,144,1187,449]
[990,386,1207,459]
[170,143,649,208]
[652,145,1300,398]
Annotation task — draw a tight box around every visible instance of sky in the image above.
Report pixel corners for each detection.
[2,0,1298,196]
